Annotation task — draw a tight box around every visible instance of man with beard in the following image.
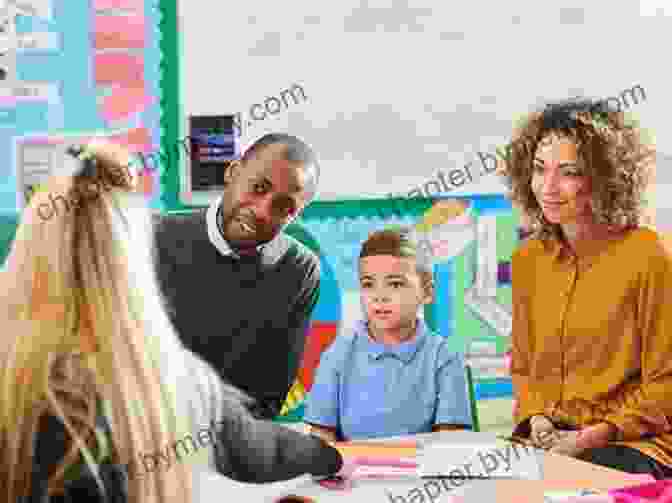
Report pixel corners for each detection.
[153,133,321,420]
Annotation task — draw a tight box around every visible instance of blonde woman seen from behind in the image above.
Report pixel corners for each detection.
[0,139,197,502]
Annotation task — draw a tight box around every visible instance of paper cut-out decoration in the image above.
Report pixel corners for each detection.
[94,14,145,49]
[100,86,153,121]
[94,53,144,87]
[109,127,152,153]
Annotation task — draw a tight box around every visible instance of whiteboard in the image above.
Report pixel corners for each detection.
[176,0,668,204]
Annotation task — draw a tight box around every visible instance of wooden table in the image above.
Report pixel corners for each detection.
[480,451,652,502]
[280,432,652,503]
[192,431,653,502]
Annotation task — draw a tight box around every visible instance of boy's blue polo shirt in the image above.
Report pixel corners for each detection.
[304,319,472,440]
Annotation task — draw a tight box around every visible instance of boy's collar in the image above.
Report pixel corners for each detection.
[356,318,428,363]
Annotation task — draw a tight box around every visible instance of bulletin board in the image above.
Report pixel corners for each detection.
[0,0,166,217]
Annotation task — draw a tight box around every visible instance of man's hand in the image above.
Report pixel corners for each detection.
[530,415,558,449]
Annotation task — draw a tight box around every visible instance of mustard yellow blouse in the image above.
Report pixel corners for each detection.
[511,227,672,466]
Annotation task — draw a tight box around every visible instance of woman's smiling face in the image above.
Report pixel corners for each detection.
[531,134,593,225]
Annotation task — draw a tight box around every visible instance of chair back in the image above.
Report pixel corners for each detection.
[465,364,480,432]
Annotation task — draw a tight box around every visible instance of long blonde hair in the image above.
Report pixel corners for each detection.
[0,139,192,501]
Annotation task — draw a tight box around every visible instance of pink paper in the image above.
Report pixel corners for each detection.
[345,455,419,480]
[620,474,658,484]
[558,496,614,503]
[355,456,417,468]
[94,53,144,86]
[353,465,418,478]
[609,480,672,503]
[345,440,418,449]
[93,0,143,10]
[100,87,153,121]
[94,15,145,49]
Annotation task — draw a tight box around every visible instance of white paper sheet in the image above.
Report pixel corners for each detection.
[192,469,316,503]
[418,441,544,480]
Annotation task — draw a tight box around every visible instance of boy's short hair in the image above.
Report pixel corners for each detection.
[359,227,434,281]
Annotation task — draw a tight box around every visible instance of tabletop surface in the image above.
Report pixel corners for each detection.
[193,431,654,503]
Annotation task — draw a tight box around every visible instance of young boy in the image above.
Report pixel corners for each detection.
[304,227,473,441]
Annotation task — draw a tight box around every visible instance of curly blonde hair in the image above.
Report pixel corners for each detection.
[498,98,655,242]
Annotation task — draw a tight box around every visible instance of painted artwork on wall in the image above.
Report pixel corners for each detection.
[0,0,163,216]
[419,196,520,396]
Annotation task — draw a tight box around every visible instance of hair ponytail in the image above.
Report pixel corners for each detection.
[0,139,192,502]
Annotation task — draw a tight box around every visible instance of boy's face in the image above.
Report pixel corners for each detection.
[359,255,433,332]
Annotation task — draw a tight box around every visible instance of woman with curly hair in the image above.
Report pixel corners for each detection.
[500,98,672,478]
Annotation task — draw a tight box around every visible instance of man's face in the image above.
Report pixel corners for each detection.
[219,143,312,250]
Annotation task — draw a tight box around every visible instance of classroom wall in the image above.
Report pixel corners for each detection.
[175,0,667,205]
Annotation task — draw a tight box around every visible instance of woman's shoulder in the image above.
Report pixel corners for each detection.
[623,227,672,267]
[512,236,549,262]
[626,226,671,251]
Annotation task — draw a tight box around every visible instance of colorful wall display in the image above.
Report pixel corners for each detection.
[421,196,519,399]
[0,0,164,215]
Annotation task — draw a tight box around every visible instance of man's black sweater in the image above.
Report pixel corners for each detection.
[152,208,320,419]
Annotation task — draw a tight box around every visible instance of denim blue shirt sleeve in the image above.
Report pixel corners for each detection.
[434,348,473,427]
[303,334,350,428]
